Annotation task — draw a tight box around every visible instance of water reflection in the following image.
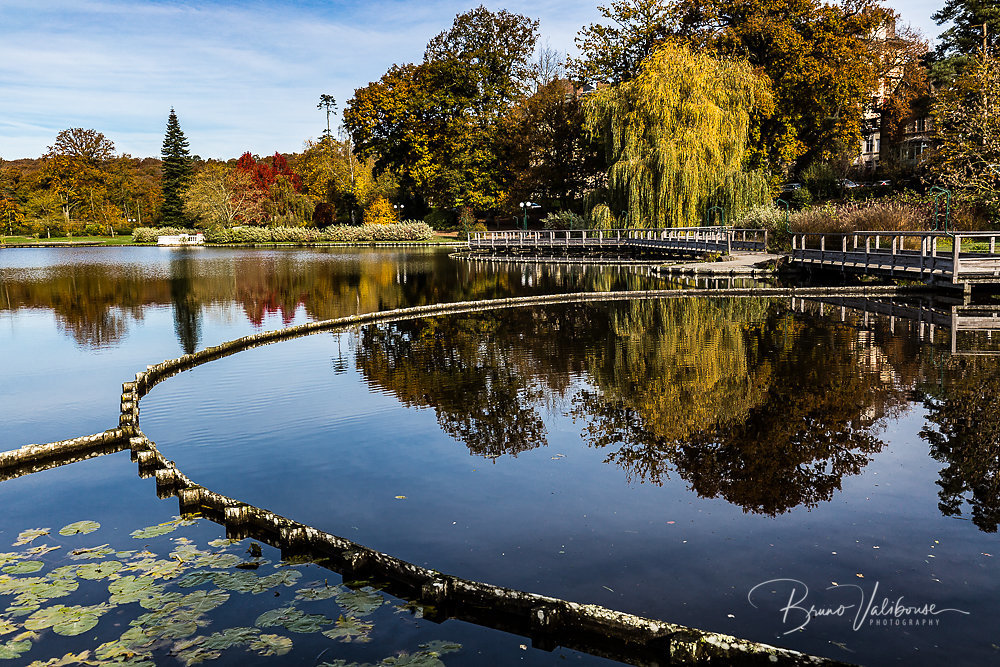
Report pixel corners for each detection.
[920,356,1000,533]
[0,249,662,349]
[356,299,917,516]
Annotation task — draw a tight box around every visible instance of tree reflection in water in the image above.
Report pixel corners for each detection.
[356,299,917,516]
[920,356,1000,533]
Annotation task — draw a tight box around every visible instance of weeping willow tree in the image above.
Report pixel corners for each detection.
[583,42,773,228]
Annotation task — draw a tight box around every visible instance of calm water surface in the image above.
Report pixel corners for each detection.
[2,246,999,666]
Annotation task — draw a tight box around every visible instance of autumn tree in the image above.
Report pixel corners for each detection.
[503,79,604,210]
[161,108,193,225]
[345,6,539,211]
[583,42,773,227]
[295,135,395,224]
[567,0,673,84]
[184,163,265,227]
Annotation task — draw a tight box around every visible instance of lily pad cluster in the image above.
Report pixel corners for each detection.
[0,518,461,666]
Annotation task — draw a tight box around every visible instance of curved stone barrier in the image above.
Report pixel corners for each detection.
[5,286,930,665]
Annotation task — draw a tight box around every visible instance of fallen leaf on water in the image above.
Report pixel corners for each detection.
[395,496,406,500]
[666,521,675,525]
[856,573,864,578]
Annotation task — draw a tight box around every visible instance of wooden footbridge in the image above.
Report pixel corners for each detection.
[468,227,767,257]
[791,295,1000,355]
[791,231,1000,290]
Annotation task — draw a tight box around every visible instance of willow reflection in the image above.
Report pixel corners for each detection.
[354,299,912,515]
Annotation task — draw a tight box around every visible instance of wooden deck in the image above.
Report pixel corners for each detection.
[790,231,1000,288]
[468,227,768,257]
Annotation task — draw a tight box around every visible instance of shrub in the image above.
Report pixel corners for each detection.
[424,208,456,230]
[134,223,435,244]
[801,163,838,200]
[363,197,398,226]
[132,227,196,243]
[542,210,586,230]
[788,186,813,210]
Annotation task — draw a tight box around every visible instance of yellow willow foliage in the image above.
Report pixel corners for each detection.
[584,43,773,228]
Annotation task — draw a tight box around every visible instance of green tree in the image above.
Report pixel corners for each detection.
[345,7,539,211]
[567,0,673,84]
[583,42,773,227]
[160,108,193,225]
[503,78,605,210]
[931,0,1000,81]
[927,54,1000,215]
[666,0,893,169]
[317,94,337,137]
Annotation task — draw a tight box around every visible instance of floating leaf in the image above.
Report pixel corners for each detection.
[296,583,341,601]
[5,604,40,618]
[212,571,258,593]
[195,553,241,570]
[322,615,373,643]
[70,545,114,561]
[336,588,384,616]
[16,578,78,606]
[248,571,301,595]
[25,651,101,666]
[76,561,123,581]
[26,545,60,557]
[13,530,49,547]
[0,619,15,636]
[58,521,100,537]
[0,631,34,659]
[108,576,162,605]
[180,590,229,616]
[46,566,77,581]
[3,561,44,575]
[176,572,217,589]
[200,626,259,650]
[0,555,21,567]
[130,524,177,540]
[24,604,109,636]
[207,539,238,549]
[249,633,292,657]
[254,606,331,633]
[175,643,221,667]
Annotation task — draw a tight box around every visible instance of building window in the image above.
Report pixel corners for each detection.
[915,118,926,133]
[865,136,875,153]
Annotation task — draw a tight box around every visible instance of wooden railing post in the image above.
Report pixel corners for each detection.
[953,234,961,284]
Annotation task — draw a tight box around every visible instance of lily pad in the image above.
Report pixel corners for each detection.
[179,590,229,616]
[108,576,162,605]
[70,545,114,561]
[0,618,15,636]
[25,545,61,557]
[130,524,177,540]
[249,633,292,657]
[176,572,217,589]
[76,561,123,581]
[0,631,34,659]
[13,529,49,547]
[2,561,44,575]
[336,587,384,616]
[207,539,239,548]
[296,583,342,601]
[322,615,373,643]
[0,555,20,567]
[24,603,109,636]
[254,606,331,634]
[58,521,100,537]
[201,626,259,650]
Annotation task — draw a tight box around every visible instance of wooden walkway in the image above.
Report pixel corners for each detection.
[791,295,1000,355]
[791,231,1000,288]
[468,227,768,257]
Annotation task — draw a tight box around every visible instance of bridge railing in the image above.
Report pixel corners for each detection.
[791,231,1000,283]
[468,227,767,250]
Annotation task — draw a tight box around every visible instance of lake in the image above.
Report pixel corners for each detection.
[2,245,998,666]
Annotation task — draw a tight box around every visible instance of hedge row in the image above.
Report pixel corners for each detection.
[133,222,436,244]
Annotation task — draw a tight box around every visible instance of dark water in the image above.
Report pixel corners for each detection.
[2,246,999,666]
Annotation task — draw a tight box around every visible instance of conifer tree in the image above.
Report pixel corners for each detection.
[160,108,193,225]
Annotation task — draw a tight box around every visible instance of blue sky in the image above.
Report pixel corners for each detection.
[1,0,946,160]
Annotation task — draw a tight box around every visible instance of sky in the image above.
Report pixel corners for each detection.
[0,0,947,160]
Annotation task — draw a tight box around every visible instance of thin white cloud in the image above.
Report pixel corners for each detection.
[0,0,943,160]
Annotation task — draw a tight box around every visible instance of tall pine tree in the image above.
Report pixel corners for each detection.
[160,108,192,225]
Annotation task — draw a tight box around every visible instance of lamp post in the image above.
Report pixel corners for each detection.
[929,186,951,232]
[393,203,404,222]
[519,202,528,230]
